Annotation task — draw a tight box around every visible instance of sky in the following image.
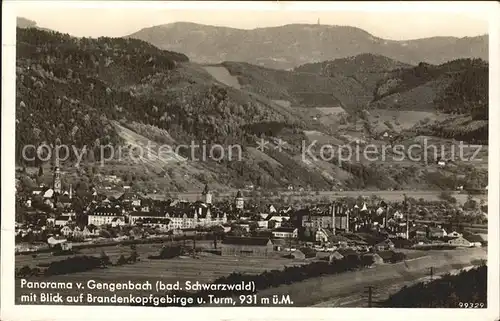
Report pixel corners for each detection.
[10,1,493,40]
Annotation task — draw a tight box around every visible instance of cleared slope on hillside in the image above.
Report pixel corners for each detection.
[220,61,371,110]
[202,65,241,89]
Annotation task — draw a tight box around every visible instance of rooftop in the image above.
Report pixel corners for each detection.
[222,237,272,246]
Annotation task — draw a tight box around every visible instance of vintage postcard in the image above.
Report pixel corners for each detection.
[1,1,499,321]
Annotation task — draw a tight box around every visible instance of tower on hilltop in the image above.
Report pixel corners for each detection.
[202,184,212,204]
[53,167,62,194]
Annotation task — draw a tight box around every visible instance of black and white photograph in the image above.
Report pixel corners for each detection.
[1,1,499,320]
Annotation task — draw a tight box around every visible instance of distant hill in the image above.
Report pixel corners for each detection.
[294,53,412,75]
[17,17,53,32]
[294,53,413,96]
[128,22,488,69]
[17,17,37,28]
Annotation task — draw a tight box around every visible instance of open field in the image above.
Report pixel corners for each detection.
[15,251,310,304]
[366,109,449,132]
[316,106,346,115]
[16,246,487,307]
[202,66,241,89]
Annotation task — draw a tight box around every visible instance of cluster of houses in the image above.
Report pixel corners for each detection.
[15,167,485,255]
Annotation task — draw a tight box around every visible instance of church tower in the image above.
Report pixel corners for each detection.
[235,190,244,210]
[53,167,62,194]
[202,184,212,204]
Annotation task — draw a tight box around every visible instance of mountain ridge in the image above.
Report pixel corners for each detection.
[128,22,488,69]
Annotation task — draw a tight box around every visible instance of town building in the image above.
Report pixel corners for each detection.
[265,213,290,228]
[137,217,171,231]
[302,204,349,232]
[129,205,227,230]
[129,211,169,226]
[51,215,73,227]
[428,227,447,238]
[447,231,463,238]
[60,225,73,237]
[221,237,273,257]
[448,236,473,247]
[111,217,127,227]
[87,206,124,226]
[374,239,395,251]
[271,227,298,239]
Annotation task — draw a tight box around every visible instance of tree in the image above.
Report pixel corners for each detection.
[99,251,111,267]
[249,222,259,234]
[116,255,127,265]
[284,235,294,249]
[228,225,246,237]
[438,191,457,204]
[463,195,478,211]
[303,227,313,241]
[129,250,139,263]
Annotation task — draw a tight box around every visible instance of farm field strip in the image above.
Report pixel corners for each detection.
[18,253,310,281]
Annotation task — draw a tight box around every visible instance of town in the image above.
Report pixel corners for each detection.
[15,166,488,257]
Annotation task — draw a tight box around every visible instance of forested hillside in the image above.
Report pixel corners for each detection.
[16,28,311,162]
[294,56,489,143]
[15,28,335,191]
[16,27,488,192]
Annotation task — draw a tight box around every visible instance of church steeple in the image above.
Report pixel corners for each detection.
[53,167,62,194]
[202,184,212,204]
[235,190,244,210]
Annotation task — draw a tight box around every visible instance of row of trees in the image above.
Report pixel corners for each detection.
[15,248,139,278]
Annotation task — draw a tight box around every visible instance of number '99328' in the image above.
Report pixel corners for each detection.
[458,302,485,308]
